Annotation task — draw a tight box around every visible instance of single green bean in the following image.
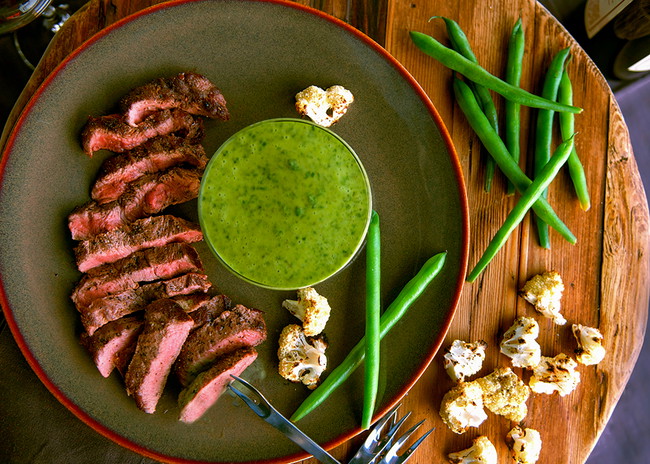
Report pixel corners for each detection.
[452,76,577,244]
[410,30,582,114]
[504,18,525,195]
[291,252,447,422]
[533,47,571,249]
[468,136,575,281]
[558,69,591,211]
[433,16,498,192]
[362,210,381,429]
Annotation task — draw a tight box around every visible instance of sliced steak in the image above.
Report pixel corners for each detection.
[71,243,203,309]
[81,108,203,157]
[92,135,208,204]
[174,304,267,386]
[125,299,194,414]
[81,316,143,378]
[178,348,257,423]
[68,167,203,240]
[187,294,231,329]
[120,72,230,126]
[80,273,211,335]
[74,215,203,272]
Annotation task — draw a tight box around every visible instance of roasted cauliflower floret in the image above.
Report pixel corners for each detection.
[519,271,566,325]
[295,85,354,127]
[507,426,542,464]
[572,323,606,366]
[529,354,580,396]
[500,317,542,369]
[282,287,331,337]
[447,435,498,464]
[475,367,530,422]
[443,339,488,382]
[439,381,488,434]
[277,324,327,390]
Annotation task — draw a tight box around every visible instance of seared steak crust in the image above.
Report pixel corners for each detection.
[174,304,267,386]
[92,135,208,204]
[187,294,232,329]
[68,167,203,240]
[125,299,194,414]
[120,72,230,126]
[81,108,203,156]
[80,272,211,335]
[71,243,203,309]
[81,316,143,378]
[74,215,203,272]
[178,348,257,423]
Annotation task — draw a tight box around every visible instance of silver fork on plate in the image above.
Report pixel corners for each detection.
[228,376,433,464]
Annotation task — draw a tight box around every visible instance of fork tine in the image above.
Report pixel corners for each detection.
[227,375,270,418]
[378,421,434,464]
[348,404,401,464]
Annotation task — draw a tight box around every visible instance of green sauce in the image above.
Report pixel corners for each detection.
[199,119,371,289]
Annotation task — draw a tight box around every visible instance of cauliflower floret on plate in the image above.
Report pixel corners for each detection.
[529,353,580,396]
[294,85,354,127]
[507,426,542,464]
[519,271,566,325]
[282,287,331,337]
[447,435,498,464]
[439,381,488,434]
[475,367,530,422]
[443,339,488,382]
[572,323,606,366]
[277,324,328,390]
[500,317,542,369]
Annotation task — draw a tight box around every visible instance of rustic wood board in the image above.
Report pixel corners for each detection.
[380,0,650,463]
[1,1,648,463]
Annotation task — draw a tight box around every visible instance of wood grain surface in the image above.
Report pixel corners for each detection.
[1,1,648,463]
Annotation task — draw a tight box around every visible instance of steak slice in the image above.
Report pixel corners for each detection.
[74,215,203,272]
[81,316,143,378]
[125,299,194,414]
[80,272,211,335]
[173,293,212,313]
[174,304,267,386]
[92,135,208,204]
[178,348,257,423]
[187,294,232,329]
[81,108,203,157]
[120,72,230,126]
[71,243,203,309]
[68,167,203,240]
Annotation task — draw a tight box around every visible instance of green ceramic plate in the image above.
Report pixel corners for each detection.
[0,0,468,462]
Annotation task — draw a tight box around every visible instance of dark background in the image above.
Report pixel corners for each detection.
[0,0,648,462]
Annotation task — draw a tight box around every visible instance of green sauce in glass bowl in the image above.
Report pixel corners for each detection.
[198,118,372,290]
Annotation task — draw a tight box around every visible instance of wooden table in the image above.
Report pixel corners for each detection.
[1,0,648,463]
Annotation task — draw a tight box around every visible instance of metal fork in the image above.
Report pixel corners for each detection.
[228,376,433,464]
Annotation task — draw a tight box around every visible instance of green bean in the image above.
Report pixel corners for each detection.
[504,18,525,195]
[533,47,571,249]
[452,76,577,244]
[467,136,575,281]
[432,16,498,192]
[410,30,581,114]
[291,252,447,422]
[558,69,591,211]
[362,210,381,429]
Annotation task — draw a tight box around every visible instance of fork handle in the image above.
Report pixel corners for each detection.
[267,415,341,464]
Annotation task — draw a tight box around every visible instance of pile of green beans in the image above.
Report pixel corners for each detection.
[291,252,447,422]
[452,77,576,244]
[362,211,381,429]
